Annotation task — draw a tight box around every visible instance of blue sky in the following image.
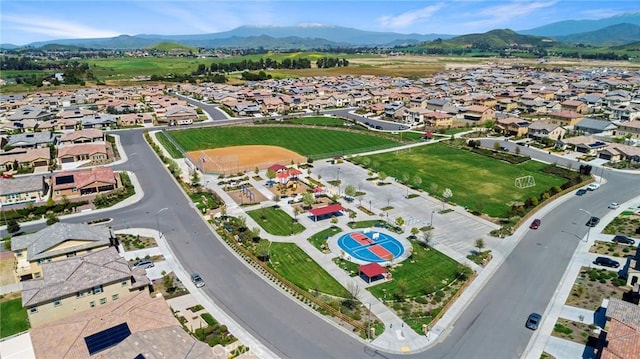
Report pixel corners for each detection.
[1,1,638,45]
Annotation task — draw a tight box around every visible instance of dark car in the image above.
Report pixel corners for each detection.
[612,235,635,245]
[586,216,600,227]
[576,189,587,196]
[594,257,620,268]
[131,258,154,269]
[526,313,542,330]
[529,219,541,230]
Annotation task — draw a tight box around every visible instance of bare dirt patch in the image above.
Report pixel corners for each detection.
[589,240,635,257]
[566,267,628,311]
[552,318,599,346]
[0,252,17,286]
[186,145,306,176]
[226,188,269,206]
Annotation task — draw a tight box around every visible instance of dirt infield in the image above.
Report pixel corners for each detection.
[186,145,307,175]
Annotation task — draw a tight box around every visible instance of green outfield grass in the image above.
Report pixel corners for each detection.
[155,131,184,158]
[286,116,350,126]
[352,143,566,217]
[269,242,349,297]
[166,126,401,158]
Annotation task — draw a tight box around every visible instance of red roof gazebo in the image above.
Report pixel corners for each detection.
[308,204,344,221]
[358,262,388,283]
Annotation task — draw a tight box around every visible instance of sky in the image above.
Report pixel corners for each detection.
[1,0,638,45]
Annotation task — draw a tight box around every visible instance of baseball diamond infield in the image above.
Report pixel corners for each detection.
[187,145,307,175]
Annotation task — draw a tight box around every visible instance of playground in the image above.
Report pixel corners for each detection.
[226,183,269,206]
[335,230,408,264]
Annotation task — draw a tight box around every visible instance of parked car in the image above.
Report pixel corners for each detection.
[586,216,600,227]
[529,219,541,230]
[131,258,154,269]
[526,313,542,330]
[1,173,13,179]
[191,273,205,288]
[608,202,620,209]
[612,235,635,245]
[500,146,509,152]
[587,183,600,191]
[575,189,587,196]
[593,256,620,268]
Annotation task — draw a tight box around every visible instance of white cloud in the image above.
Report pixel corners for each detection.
[2,14,121,39]
[379,4,445,29]
[580,8,627,19]
[463,1,557,30]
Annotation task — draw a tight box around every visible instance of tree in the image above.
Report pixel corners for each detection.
[302,192,315,208]
[421,228,433,248]
[442,188,452,209]
[395,216,405,227]
[345,281,361,310]
[493,141,501,151]
[412,175,422,189]
[344,184,356,199]
[410,227,419,239]
[7,219,20,234]
[377,171,387,184]
[395,279,408,300]
[349,211,357,221]
[266,169,276,182]
[190,170,200,186]
[46,213,59,225]
[430,183,439,195]
[251,227,261,242]
[256,240,270,261]
[402,173,410,184]
[515,146,521,155]
[475,238,485,253]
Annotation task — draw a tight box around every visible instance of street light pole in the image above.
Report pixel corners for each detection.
[430,210,435,227]
[579,208,592,242]
[156,207,168,238]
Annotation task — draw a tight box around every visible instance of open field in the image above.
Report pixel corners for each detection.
[269,242,349,297]
[166,126,401,159]
[352,143,566,217]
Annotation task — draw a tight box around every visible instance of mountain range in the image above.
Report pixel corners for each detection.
[1,12,639,50]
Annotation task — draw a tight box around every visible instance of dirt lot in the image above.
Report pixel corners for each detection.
[0,251,16,286]
[187,145,306,176]
[565,266,628,311]
[226,187,269,206]
[589,240,635,257]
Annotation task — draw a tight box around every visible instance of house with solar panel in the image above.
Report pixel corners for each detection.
[20,246,149,327]
[11,222,118,282]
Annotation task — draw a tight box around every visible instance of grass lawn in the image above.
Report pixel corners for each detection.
[286,116,350,126]
[308,226,342,251]
[353,143,566,217]
[347,220,386,229]
[155,131,184,158]
[269,242,349,297]
[0,297,30,338]
[247,207,305,236]
[368,243,465,299]
[166,126,400,159]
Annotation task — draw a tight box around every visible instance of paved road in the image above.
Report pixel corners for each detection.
[17,127,639,358]
[326,108,410,131]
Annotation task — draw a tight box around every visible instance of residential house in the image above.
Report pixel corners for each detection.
[495,117,530,137]
[0,175,48,206]
[57,107,94,120]
[20,247,149,327]
[461,105,495,123]
[7,132,57,149]
[7,105,52,122]
[574,118,617,135]
[616,120,640,140]
[426,99,449,111]
[57,142,108,166]
[258,97,285,114]
[599,143,640,163]
[117,112,155,127]
[609,103,640,122]
[29,291,212,358]
[560,135,608,155]
[560,100,588,114]
[597,298,640,359]
[423,111,454,128]
[384,102,404,117]
[0,147,51,172]
[81,114,117,129]
[403,108,431,125]
[50,166,118,200]
[547,110,584,127]
[527,120,566,141]
[59,129,104,145]
[162,106,198,125]
[11,222,116,282]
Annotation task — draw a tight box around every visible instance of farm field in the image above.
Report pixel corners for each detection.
[166,126,401,159]
[352,143,566,217]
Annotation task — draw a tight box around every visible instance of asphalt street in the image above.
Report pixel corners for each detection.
[18,118,639,358]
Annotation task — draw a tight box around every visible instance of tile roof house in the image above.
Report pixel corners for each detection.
[495,117,531,137]
[548,110,584,127]
[599,143,640,163]
[7,105,52,122]
[57,142,108,166]
[527,120,566,141]
[461,105,495,123]
[59,129,105,145]
[81,113,117,129]
[598,298,640,359]
[574,118,618,135]
[11,222,115,282]
[7,131,57,149]
[29,291,211,358]
[162,105,197,125]
[51,166,118,200]
[116,112,154,127]
[0,147,51,172]
[21,247,149,327]
[0,175,48,206]
[615,120,640,140]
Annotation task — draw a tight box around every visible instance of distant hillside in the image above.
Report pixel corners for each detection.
[40,44,87,51]
[555,23,640,46]
[0,43,18,50]
[148,42,197,52]
[520,12,640,36]
[446,29,554,48]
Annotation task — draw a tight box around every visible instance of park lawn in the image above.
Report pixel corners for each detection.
[167,126,400,159]
[308,226,342,251]
[355,143,566,217]
[0,297,30,338]
[287,116,349,126]
[347,220,386,229]
[247,207,305,236]
[368,244,464,299]
[269,242,349,298]
[155,131,184,158]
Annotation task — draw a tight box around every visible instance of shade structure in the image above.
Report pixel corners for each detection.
[358,262,388,283]
[308,204,344,221]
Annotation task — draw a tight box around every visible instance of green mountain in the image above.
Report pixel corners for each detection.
[147,42,197,52]
[555,23,640,46]
[520,12,640,36]
[445,29,554,48]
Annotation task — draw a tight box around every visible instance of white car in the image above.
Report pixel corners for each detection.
[608,202,620,209]
[587,183,600,191]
